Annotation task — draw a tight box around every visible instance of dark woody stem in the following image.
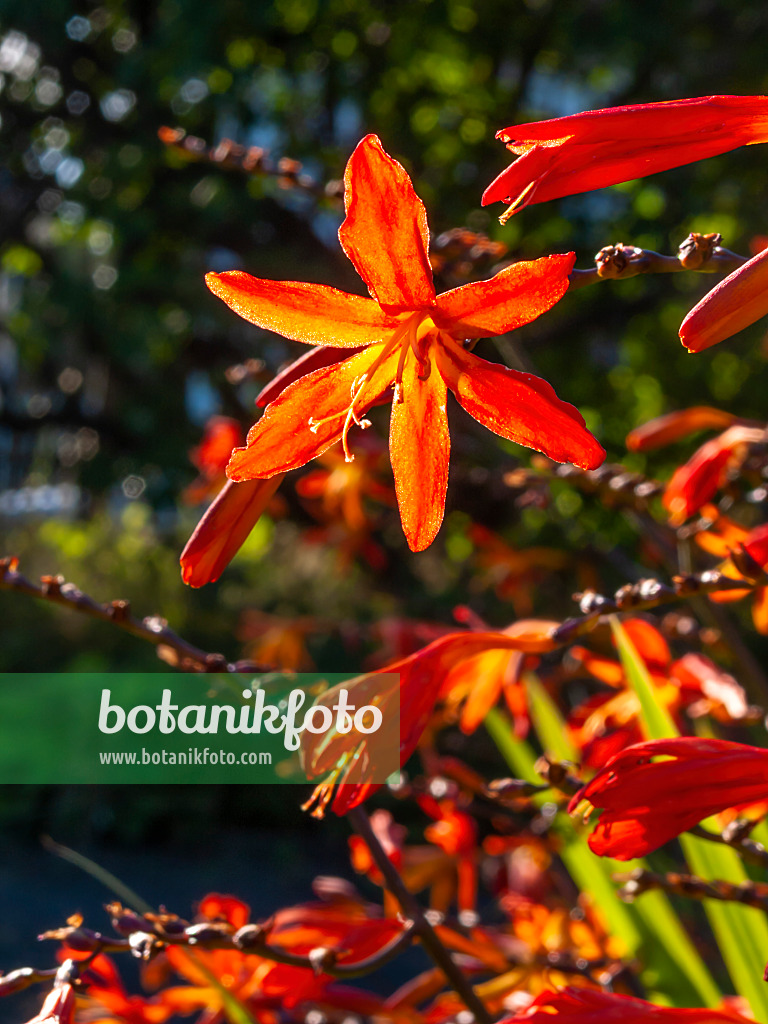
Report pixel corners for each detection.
[567,233,747,291]
[551,567,768,644]
[0,557,269,674]
[616,865,768,910]
[686,824,768,869]
[347,805,493,1024]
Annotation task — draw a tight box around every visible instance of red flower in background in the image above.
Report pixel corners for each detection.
[482,95,768,222]
[208,134,604,551]
[181,416,245,505]
[696,510,768,633]
[625,406,737,452]
[301,621,560,818]
[660,425,765,525]
[680,244,768,352]
[418,794,479,914]
[143,893,405,1023]
[503,986,754,1022]
[566,618,750,766]
[570,736,768,860]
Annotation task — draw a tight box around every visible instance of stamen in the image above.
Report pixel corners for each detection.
[499,180,537,224]
[307,312,425,458]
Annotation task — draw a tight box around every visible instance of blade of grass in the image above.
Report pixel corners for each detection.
[485,704,719,1005]
[612,616,768,1021]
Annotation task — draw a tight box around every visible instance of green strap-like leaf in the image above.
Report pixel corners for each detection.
[485,699,720,1007]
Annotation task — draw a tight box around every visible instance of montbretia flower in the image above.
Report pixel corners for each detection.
[502,986,755,1022]
[301,620,560,817]
[208,134,604,552]
[482,95,768,223]
[680,244,768,351]
[569,736,768,860]
[662,424,765,525]
[182,416,245,505]
[157,893,402,1020]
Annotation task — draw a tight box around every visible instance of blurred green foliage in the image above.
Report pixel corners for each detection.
[3,0,768,844]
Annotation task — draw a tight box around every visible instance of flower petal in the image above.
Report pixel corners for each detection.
[206,271,401,347]
[626,406,738,451]
[433,253,575,338]
[572,736,768,859]
[338,134,436,312]
[389,352,450,552]
[180,477,284,587]
[435,337,605,470]
[227,346,399,479]
[484,96,768,213]
[680,245,768,351]
[256,346,358,408]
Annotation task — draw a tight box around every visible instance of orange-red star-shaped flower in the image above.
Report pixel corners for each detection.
[206,134,604,551]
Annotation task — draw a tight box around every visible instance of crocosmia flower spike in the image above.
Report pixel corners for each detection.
[483,95,768,222]
[207,134,604,552]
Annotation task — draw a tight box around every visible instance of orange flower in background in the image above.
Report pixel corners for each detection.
[297,436,394,532]
[237,609,317,670]
[503,986,755,1022]
[208,134,604,551]
[296,435,395,569]
[696,510,768,633]
[566,618,750,765]
[625,406,737,452]
[680,244,768,352]
[661,425,765,525]
[469,523,569,614]
[482,95,768,221]
[301,621,560,818]
[570,736,768,860]
[182,416,245,505]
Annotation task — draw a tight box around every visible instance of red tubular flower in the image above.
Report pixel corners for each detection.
[569,737,768,860]
[680,245,768,352]
[207,134,604,552]
[180,475,285,586]
[503,986,754,1022]
[483,95,768,222]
